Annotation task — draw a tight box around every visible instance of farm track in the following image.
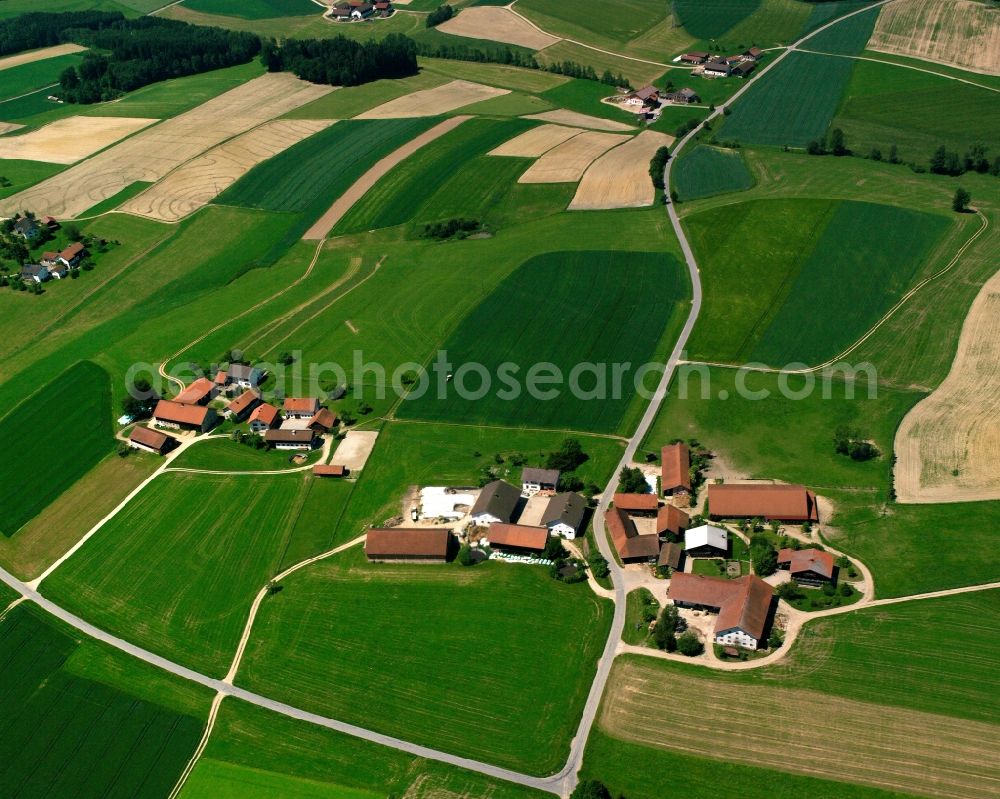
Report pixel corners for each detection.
[9,2,998,796]
[796,48,1000,93]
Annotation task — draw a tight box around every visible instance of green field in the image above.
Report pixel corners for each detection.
[0,604,206,798]
[507,0,672,54]
[181,699,546,799]
[79,180,152,216]
[334,117,533,234]
[0,52,85,102]
[420,57,570,93]
[218,118,438,217]
[622,588,658,645]
[539,79,640,126]
[182,0,319,18]
[672,144,754,201]
[674,0,762,40]
[832,59,1000,163]
[684,198,951,365]
[43,472,315,675]
[397,249,689,433]
[0,158,64,198]
[237,549,612,775]
[804,4,879,54]
[0,361,114,537]
[722,51,854,147]
[283,70,446,119]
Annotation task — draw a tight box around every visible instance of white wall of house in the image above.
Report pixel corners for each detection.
[715,627,759,649]
[547,521,577,540]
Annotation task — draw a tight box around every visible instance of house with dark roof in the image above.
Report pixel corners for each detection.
[669,573,775,649]
[708,483,819,522]
[680,51,710,64]
[657,541,684,572]
[522,467,560,495]
[703,59,731,77]
[778,547,835,586]
[128,425,177,455]
[742,47,763,61]
[224,363,264,390]
[486,523,548,554]
[249,403,281,433]
[365,528,453,562]
[606,506,660,563]
[224,389,261,421]
[307,408,337,432]
[470,480,521,526]
[542,492,586,539]
[264,428,319,450]
[624,85,660,108]
[732,61,756,78]
[661,442,691,496]
[13,217,39,240]
[20,263,49,283]
[152,400,217,432]
[664,87,700,104]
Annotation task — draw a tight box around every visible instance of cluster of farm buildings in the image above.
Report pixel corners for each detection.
[678,47,763,78]
[325,0,394,21]
[7,215,88,284]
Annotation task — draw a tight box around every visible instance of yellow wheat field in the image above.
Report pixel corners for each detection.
[488,124,582,157]
[518,131,630,183]
[356,80,508,119]
[437,7,560,50]
[0,73,333,218]
[569,129,673,209]
[869,0,1000,75]
[0,116,156,165]
[522,109,635,132]
[895,268,1000,503]
[121,119,335,222]
[0,43,86,73]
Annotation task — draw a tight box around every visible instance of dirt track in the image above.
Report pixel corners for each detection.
[518,130,630,183]
[356,80,508,119]
[869,0,1000,75]
[121,119,335,221]
[569,129,673,209]
[0,43,86,72]
[0,73,333,218]
[895,267,1000,503]
[437,6,560,50]
[0,116,156,164]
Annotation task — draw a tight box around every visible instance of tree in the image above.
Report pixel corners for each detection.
[588,551,610,579]
[768,627,784,649]
[617,466,648,494]
[426,4,454,27]
[806,139,823,155]
[828,127,846,156]
[543,535,566,561]
[869,147,882,161]
[570,780,611,799]
[457,543,475,566]
[929,145,949,174]
[676,630,704,656]
[277,351,294,365]
[653,604,678,651]
[952,187,971,213]
[750,534,778,577]
[888,144,900,164]
[62,221,82,241]
[776,580,804,602]
[546,438,588,472]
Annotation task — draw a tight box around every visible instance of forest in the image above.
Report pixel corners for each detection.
[261,34,418,86]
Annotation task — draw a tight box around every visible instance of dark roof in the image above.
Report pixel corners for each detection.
[264,428,317,444]
[542,492,586,530]
[708,484,818,521]
[129,425,173,450]
[228,363,261,382]
[658,541,683,569]
[365,528,451,559]
[661,443,691,491]
[732,61,756,75]
[14,217,37,234]
[153,399,212,426]
[308,408,337,430]
[470,480,520,523]
[669,573,773,641]
[522,467,560,485]
[632,85,659,100]
[613,493,659,512]
[487,523,548,551]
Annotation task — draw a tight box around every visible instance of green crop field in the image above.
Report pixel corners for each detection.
[832,59,1000,164]
[514,0,671,54]
[237,549,613,775]
[217,118,438,216]
[722,51,854,147]
[181,699,547,799]
[804,4,879,54]
[684,198,951,365]
[182,0,319,19]
[672,145,754,201]
[0,604,205,798]
[414,153,536,225]
[397,249,689,434]
[43,472,315,676]
[674,0,762,40]
[79,180,152,216]
[0,158,64,199]
[534,40,668,87]
[0,361,114,537]
[283,71,446,120]
[539,80,640,126]
[0,52,85,102]
[334,117,533,234]
[420,57,570,93]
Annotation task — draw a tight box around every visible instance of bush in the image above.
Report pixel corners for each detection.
[648,145,670,190]
[587,551,610,579]
[617,466,648,494]
[571,780,611,799]
[952,187,971,213]
[653,605,678,651]
[546,438,588,472]
[426,4,454,27]
[457,543,475,566]
[749,534,777,577]
[421,217,481,240]
[676,630,704,656]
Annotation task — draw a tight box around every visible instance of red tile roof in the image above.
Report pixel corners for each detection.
[487,523,548,551]
[284,397,320,414]
[314,464,346,477]
[365,528,451,559]
[153,399,211,426]
[59,241,85,261]
[225,389,259,415]
[708,483,818,521]
[213,370,228,385]
[782,547,834,579]
[613,493,659,512]
[128,425,172,451]
[657,503,690,535]
[661,443,691,492]
[606,506,660,560]
[308,408,337,430]
[175,377,215,404]
[669,573,773,642]
[249,403,280,426]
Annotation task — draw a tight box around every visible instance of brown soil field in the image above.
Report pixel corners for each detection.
[601,659,1000,799]
[437,7,560,50]
[488,123,582,157]
[569,129,673,210]
[895,268,1000,503]
[0,116,156,165]
[121,119,335,222]
[522,109,635,132]
[0,122,23,135]
[0,43,86,72]
[517,130,630,183]
[356,80,508,119]
[0,73,333,218]
[869,0,1000,75]
[303,115,469,239]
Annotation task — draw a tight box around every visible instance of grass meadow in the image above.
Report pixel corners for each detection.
[0,158,64,199]
[802,3,880,54]
[181,699,547,799]
[237,548,613,775]
[721,51,855,147]
[674,0,762,40]
[419,57,570,93]
[671,144,754,201]
[0,52,85,102]
[0,604,205,799]
[397,249,690,434]
[181,0,319,18]
[0,360,114,537]
[43,472,315,676]
[534,40,668,87]
[539,79,641,126]
[170,437,324,471]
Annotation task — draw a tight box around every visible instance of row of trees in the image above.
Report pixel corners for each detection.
[0,10,120,58]
[648,145,670,190]
[59,17,259,102]
[426,4,454,28]
[261,34,418,86]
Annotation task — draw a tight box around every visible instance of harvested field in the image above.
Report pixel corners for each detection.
[601,658,1000,799]
[0,72,332,218]
[569,130,672,209]
[869,0,1000,75]
[518,131,630,183]
[356,80,508,119]
[302,116,468,239]
[895,267,1000,503]
[121,119,334,222]
[0,122,22,135]
[329,430,379,473]
[0,43,85,72]
[0,116,156,164]
[438,6,560,50]
[523,109,635,132]
[488,123,581,157]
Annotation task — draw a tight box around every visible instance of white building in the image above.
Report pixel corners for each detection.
[684,524,729,557]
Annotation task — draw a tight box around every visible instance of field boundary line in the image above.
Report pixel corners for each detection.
[682,210,989,375]
[795,48,1000,93]
[167,691,226,799]
[0,595,24,623]
[386,416,629,441]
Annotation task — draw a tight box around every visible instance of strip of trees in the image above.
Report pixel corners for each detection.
[261,34,418,86]
[0,10,120,57]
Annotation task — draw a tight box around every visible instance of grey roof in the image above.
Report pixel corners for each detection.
[20,263,46,278]
[470,480,520,522]
[229,363,262,381]
[522,467,560,486]
[542,492,586,530]
[14,217,37,234]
